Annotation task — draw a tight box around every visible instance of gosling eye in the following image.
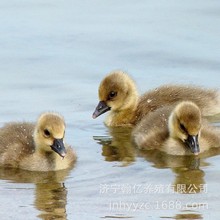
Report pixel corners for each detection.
[108,91,117,100]
[180,123,187,133]
[44,129,51,137]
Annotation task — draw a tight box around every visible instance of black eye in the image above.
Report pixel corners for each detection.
[44,129,50,137]
[180,123,187,133]
[108,91,117,99]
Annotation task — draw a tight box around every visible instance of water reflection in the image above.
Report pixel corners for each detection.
[94,127,136,166]
[95,126,220,194]
[36,182,67,220]
[172,213,202,219]
[0,167,73,220]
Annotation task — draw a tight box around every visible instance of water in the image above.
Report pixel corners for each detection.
[0,0,220,219]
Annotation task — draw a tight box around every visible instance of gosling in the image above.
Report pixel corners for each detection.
[132,101,220,155]
[93,70,220,127]
[0,112,76,171]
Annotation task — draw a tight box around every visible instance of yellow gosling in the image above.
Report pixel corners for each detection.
[93,70,220,127]
[0,112,76,171]
[133,101,220,155]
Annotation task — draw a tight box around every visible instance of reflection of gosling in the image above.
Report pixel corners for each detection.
[92,70,220,127]
[35,183,67,219]
[0,112,76,171]
[133,101,220,155]
[101,127,136,165]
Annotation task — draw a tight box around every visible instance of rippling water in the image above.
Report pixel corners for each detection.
[0,1,220,219]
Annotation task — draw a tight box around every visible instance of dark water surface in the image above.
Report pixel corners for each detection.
[0,1,220,219]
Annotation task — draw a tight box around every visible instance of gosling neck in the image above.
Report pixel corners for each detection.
[105,92,139,127]
[168,111,176,139]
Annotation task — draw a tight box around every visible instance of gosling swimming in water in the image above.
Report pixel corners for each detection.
[0,112,76,171]
[93,70,220,127]
[132,101,220,155]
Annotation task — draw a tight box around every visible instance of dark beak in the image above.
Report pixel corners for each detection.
[185,135,200,155]
[51,138,66,158]
[92,101,111,119]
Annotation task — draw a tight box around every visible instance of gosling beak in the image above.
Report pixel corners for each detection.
[51,138,66,158]
[185,135,200,155]
[92,101,111,119]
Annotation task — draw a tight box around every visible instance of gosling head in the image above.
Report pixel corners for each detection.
[34,112,67,158]
[169,101,202,155]
[92,70,138,118]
